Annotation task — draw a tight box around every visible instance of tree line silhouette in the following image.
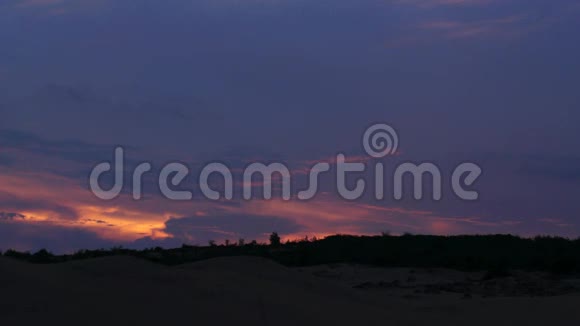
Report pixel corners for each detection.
[3,233,580,274]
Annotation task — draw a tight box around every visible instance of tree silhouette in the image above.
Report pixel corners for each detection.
[269,232,281,247]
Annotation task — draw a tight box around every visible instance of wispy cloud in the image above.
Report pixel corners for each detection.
[385,0,580,46]
[419,14,528,39]
[396,0,497,9]
[14,0,64,8]
[8,0,105,15]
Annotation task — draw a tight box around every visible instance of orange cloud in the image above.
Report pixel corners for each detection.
[0,166,505,248]
[0,168,199,242]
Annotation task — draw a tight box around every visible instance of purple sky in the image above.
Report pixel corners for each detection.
[1,0,579,253]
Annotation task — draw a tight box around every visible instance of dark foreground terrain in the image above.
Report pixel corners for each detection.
[2,235,580,325]
[1,255,580,325]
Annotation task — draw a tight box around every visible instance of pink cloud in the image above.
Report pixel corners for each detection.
[396,0,497,9]
[419,14,528,39]
[14,0,65,8]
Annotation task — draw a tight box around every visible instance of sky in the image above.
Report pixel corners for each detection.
[1,0,579,253]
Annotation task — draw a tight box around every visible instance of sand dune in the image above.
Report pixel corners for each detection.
[1,256,580,325]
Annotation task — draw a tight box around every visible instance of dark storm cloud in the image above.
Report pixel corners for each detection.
[0,154,15,167]
[0,127,149,186]
[211,146,290,171]
[130,236,184,250]
[517,155,580,182]
[35,84,104,106]
[132,96,225,124]
[30,83,225,124]
[161,214,304,245]
[0,191,80,220]
[0,220,115,253]
[128,212,305,249]
[0,129,115,164]
[0,212,26,221]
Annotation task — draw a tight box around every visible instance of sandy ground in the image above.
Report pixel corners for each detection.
[1,256,580,325]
